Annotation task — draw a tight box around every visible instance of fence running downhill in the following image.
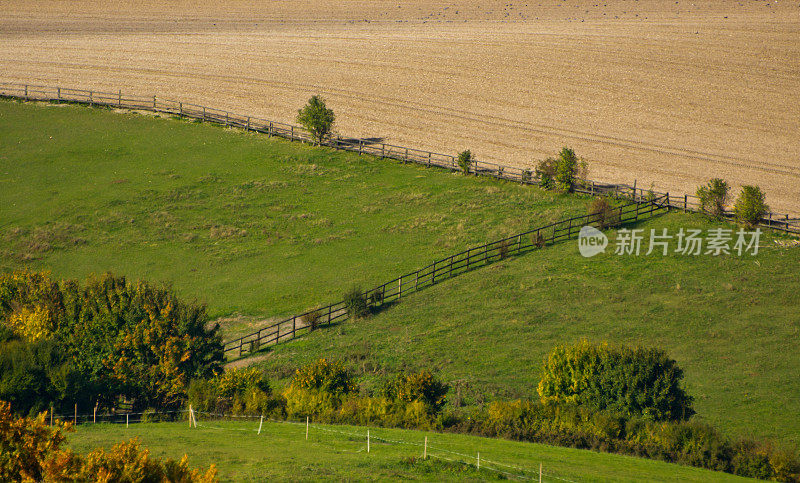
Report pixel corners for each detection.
[223,195,668,357]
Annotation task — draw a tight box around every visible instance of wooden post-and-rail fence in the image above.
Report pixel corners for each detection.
[1,82,796,234]
[221,195,669,357]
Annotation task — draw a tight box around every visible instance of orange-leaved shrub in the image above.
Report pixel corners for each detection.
[0,400,216,482]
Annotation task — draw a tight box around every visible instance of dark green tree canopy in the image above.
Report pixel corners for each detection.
[297,95,335,144]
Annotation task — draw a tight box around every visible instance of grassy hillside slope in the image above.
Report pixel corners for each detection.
[0,100,585,320]
[253,212,800,444]
[68,420,751,482]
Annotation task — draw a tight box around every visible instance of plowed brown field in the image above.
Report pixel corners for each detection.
[2,1,799,213]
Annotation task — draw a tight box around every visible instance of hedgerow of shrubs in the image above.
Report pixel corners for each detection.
[0,270,223,415]
[263,352,798,481]
[188,367,284,417]
[0,400,216,482]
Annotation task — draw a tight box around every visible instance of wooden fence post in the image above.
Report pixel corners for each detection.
[238,339,243,356]
[427,152,431,166]
[93,402,97,423]
[118,89,121,107]
[381,143,385,158]
[89,91,93,106]
[74,403,77,424]
[404,148,408,163]
[327,305,332,324]
[359,140,363,155]
[202,106,206,121]
[57,87,61,100]
[153,95,157,110]
[398,277,402,299]
[50,405,54,425]
[269,121,273,137]
[292,315,296,337]
[24,84,28,99]
[179,102,183,116]
[291,125,294,140]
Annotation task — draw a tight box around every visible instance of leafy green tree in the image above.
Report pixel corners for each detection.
[457,150,472,175]
[296,95,335,145]
[696,178,729,218]
[555,147,579,192]
[734,185,769,228]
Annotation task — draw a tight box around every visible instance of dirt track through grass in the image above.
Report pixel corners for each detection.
[2,0,799,214]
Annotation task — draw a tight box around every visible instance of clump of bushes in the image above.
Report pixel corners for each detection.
[343,285,369,319]
[734,185,769,228]
[188,367,282,417]
[0,270,223,415]
[587,197,620,229]
[473,399,799,481]
[384,371,449,412]
[0,400,217,482]
[457,150,472,175]
[696,178,729,218]
[536,147,586,192]
[537,340,694,422]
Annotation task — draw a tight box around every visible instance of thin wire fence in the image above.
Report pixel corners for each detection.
[51,406,573,481]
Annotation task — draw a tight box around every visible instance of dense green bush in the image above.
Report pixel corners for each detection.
[555,147,579,192]
[696,178,729,218]
[383,371,449,412]
[457,150,472,175]
[0,271,223,413]
[537,340,694,421]
[734,185,769,228]
[343,285,369,319]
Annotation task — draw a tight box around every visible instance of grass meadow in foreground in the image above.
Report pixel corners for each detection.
[0,99,586,324]
[67,420,751,482]
[253,212,800,445]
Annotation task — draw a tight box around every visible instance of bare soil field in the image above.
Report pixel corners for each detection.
[2,0,799,213]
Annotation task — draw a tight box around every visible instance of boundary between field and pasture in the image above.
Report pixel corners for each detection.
[1,82,797,233]
[53,406,574,482]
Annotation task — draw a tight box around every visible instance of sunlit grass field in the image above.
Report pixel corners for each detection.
[68,420,751,482]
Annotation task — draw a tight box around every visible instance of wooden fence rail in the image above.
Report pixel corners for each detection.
[221,194,668,357]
